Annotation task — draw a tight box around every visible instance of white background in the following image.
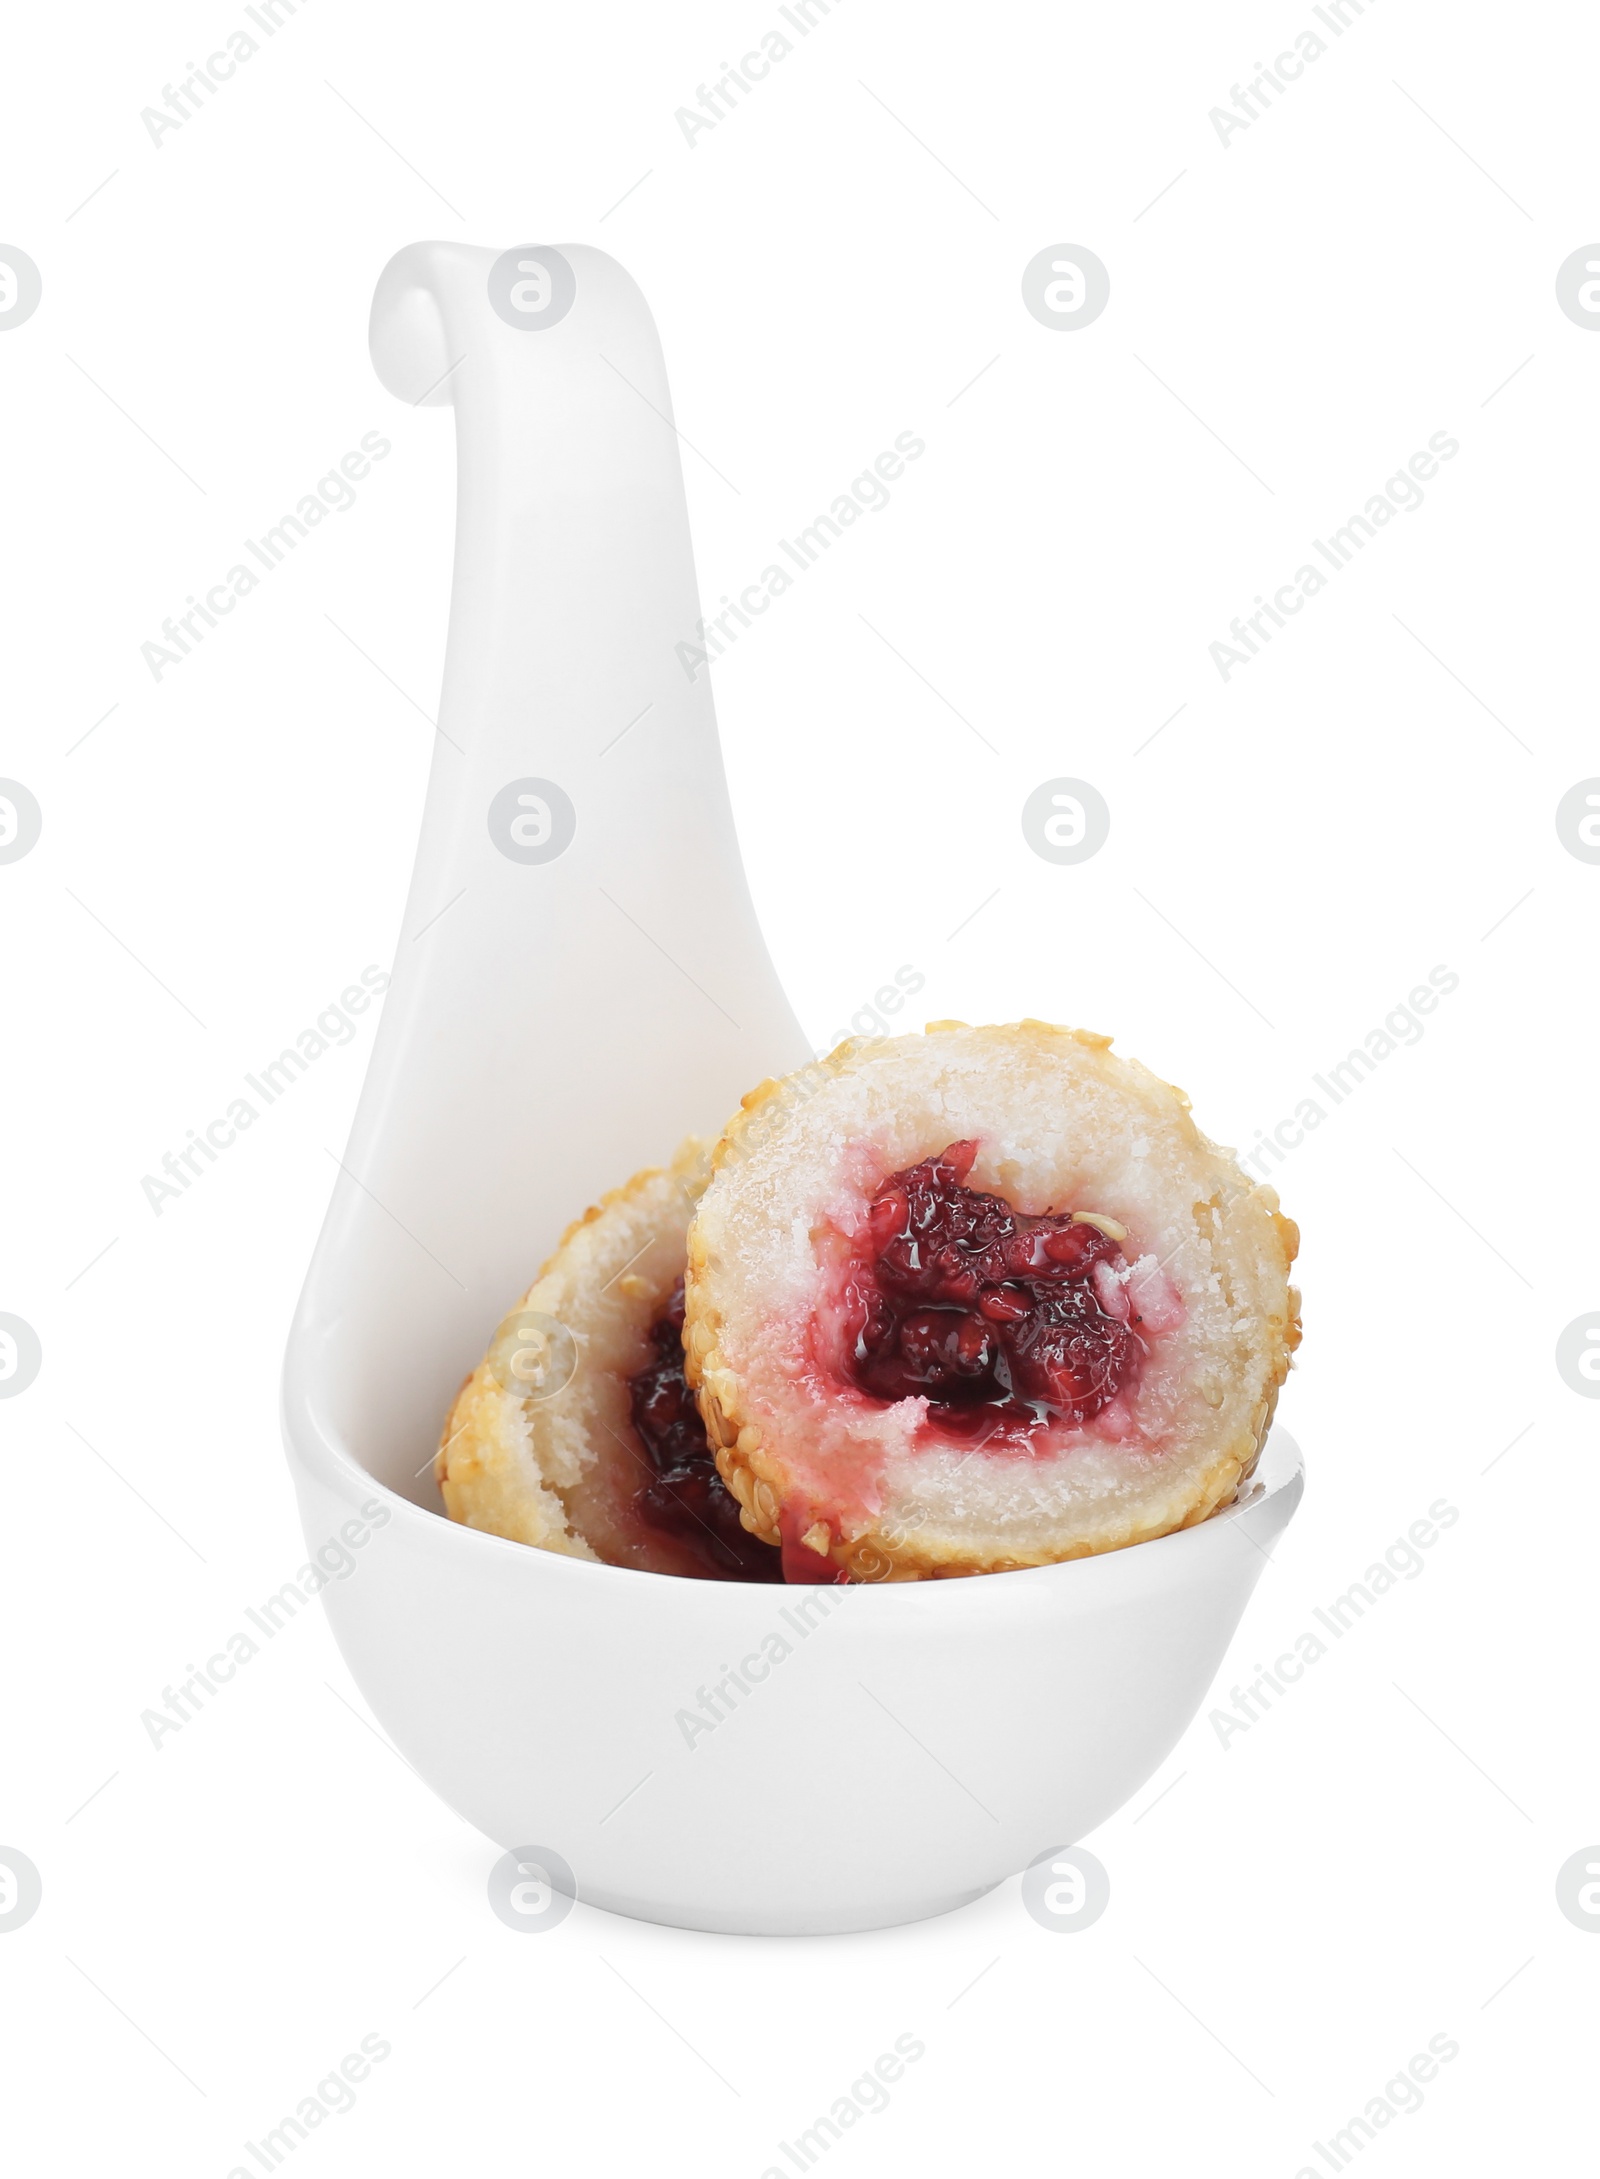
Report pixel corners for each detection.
[3,1,1596,2172]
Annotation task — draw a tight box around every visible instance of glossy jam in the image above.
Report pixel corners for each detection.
[627,1280,784,1582]
[840,1141,1142,1438]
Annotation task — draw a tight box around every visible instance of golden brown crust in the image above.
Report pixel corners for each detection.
[685,1022,1301,1581]
[436,1138,721,1573]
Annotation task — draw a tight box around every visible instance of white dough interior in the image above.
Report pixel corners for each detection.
[694,1026,1295,1561]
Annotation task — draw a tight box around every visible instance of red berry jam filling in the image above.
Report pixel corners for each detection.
[841,1141,1143,1438]
[627,1280,783,1582]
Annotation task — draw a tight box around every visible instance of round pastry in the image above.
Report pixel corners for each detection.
[437,1137,781,1581]
[684,1022,1300,1580]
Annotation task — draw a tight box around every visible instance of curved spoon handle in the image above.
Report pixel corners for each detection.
[293,242,807,1468]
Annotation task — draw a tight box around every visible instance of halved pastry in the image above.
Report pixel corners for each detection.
[437,1138,781,1581]
[684,1022,1300,1580]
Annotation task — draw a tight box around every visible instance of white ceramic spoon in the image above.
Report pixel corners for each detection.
[282,242,1302,1936]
